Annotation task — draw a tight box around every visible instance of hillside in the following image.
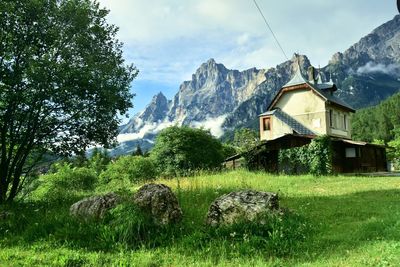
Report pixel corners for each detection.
[352,92,400,142]
[116,15,400,154]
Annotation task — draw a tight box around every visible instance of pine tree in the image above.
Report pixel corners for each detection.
[133,145,143,156]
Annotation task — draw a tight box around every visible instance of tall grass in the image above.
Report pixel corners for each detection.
[1,170,399,266]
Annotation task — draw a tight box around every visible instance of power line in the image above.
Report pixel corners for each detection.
[252,0,289,61]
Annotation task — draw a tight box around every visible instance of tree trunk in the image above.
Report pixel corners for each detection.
[0,158,9,205]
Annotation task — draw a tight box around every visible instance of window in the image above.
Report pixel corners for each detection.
[345,147,356,158]
[263,117,271,131]
[329,110,333,127]
[331,113,338,128]
[344,115,347,130]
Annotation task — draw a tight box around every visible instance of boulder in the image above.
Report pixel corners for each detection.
[133,183,182,225]
[206,190,280,226]
[70,192,120,220]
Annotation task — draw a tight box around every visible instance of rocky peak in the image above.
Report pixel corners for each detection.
[329,52,344,65]
[167,59,266,124]
[152,91,167,104]
[139,91,169,123]
[372,14,400,37]
[189,58,228,90]
[331,15,400,67]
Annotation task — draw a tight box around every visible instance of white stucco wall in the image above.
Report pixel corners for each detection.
[259,87,352,141]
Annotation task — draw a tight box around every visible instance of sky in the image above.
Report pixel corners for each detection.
[97,0,398,117]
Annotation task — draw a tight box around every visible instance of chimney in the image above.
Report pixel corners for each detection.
[308,66,317,84]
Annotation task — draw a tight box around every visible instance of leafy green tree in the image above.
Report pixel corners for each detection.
[0,0,137,203]
[233,128,260,153]
[151,126,224,176]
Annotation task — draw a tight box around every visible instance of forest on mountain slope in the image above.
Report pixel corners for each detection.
[352,92,400,143]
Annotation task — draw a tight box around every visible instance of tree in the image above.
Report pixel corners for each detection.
[0,0,137,203]
[388,128,400,170]
[352,93,400,143]
[221,143,238,159]
[133,144,143,156]
[233,128,260,153]
[151,126,224,176]
[100,155,157,184]
[88,147,111,175]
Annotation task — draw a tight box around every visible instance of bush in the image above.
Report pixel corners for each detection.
[221,143,238,159]
[151,126,225,176]
[233,128,260,153]
[30,163,97,201]
[278,135,332,175]
[88,148,111,175]
[99,202,158,248]
[100,156,157,184]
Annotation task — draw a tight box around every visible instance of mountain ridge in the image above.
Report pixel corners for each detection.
[116,15,400,155]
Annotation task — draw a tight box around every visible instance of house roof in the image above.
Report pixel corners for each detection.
[268,66,355,112]
[259,109,315,136]
[282,63,308,88]
[316,86,354,112]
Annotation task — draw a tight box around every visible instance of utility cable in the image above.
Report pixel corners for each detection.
[252,0,289,61]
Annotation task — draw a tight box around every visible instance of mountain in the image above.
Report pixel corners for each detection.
[116,59,267,154]
[116,15,400,154]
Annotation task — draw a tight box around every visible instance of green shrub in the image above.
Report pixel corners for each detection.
[233,128,260,153]
[88,148,111,175]
[97,202,184,249]
[100,155,157,184]
[278,135,332,175]
[221,143,238,159]
[29,163,97,201]
[151,126,224,177]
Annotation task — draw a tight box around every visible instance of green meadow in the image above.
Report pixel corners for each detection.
[1,170,399,266]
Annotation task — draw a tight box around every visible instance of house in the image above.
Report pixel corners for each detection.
[259,62,354,141]
[225,60,387,173]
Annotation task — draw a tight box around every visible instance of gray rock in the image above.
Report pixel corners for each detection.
[133,183,182,225]
[70,192,120,220]
[206,190,280,226]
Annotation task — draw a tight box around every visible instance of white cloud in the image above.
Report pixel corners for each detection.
[191,115,228,138]
[117,119,177,143]
[117,123,154,142]
[357,62,400,76]
[117,113,228,143]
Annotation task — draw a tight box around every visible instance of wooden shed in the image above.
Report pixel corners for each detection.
[224,134,387,174]
[331,139,387,173]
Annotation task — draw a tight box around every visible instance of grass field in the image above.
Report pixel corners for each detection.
[1,170,399,266]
